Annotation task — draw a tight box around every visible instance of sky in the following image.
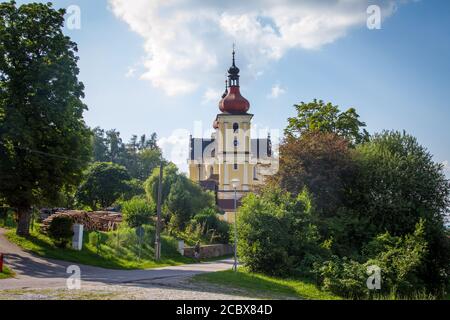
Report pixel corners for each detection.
[15,0,450,175]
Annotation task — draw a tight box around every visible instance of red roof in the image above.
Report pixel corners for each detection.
[219,86,250,114]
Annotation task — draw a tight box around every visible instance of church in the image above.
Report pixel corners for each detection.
[188,50,278,222]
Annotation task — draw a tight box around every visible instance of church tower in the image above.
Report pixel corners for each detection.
[189,49,277,222]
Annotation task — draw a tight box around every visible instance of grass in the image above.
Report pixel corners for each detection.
[193,268,341,300]
[0,265,15,280]
[5,224,194,270]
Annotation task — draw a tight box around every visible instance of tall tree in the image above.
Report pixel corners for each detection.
[285,99,369,145]
[271,132,357,215]
[76,162,131,210]
[92,127,108,162]
[0,1,91,235]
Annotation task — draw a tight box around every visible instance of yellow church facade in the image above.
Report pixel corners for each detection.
[188,51,278,222]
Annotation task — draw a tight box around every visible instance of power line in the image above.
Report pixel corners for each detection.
[0,140,88,163]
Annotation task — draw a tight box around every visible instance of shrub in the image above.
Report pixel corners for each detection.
[190,208,230,244]
[122,197,155,228]
[237,188,326,277]
[315,256,368,299]
[48,215,74,248]
[316,220,430,299]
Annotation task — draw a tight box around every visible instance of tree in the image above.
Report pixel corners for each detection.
[122,196,155,228]
[0,1,91,236]
[237,187,326,276]
[272,132,357,216]
[285,99,369,145]
[353,131,450,293]
[76,162,131,210]
[144,163,215,229]
[92,127,161,181]
[92,127,109,162]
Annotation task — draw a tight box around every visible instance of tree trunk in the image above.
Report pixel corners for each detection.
[16,207,31,237]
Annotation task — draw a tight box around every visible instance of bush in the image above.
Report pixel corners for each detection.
[122,197,155,228]
[363,219,428,296]
[237,187,326,277]
[316,220,429,299]
[315,256,368,299]
[48,215,74,248]
[190,208,230,244]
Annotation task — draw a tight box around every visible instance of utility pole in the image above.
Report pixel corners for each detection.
[231,178,240,272]
[155,159,163,260]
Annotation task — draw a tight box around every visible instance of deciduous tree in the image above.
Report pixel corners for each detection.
[0,1,91,236]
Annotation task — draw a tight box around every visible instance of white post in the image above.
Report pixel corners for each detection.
[178,240,185,256]
[72,224,84,251]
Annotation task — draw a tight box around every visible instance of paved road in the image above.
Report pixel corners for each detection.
[0,228,247,300]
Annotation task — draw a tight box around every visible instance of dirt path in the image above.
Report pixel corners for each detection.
[0,228,248,300]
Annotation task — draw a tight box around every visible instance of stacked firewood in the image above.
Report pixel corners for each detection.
[41,210,122,233]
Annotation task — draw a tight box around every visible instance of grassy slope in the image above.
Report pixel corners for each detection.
[6,224,193,270]
[0,265,15,280]
[193,269,341,300]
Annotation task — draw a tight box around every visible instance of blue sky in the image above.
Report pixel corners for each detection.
[16,0,450,175]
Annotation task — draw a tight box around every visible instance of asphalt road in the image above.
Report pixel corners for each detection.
[0,228,246,300]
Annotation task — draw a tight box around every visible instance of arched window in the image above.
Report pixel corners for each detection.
[233,123,239,133]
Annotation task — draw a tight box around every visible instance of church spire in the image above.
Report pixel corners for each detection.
[221,79,228,99]
[227,45,240,87]
[219,46,250,114]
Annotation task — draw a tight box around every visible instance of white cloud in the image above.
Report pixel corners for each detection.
[158,129,190,172]
[268,84,286,99]
[125,66,136,78]
[202,88,223,105]
[109,0,401,96]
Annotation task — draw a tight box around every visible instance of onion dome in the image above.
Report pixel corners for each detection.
[218,49,250,114]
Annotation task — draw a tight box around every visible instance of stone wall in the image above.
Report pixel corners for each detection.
[183,244,234,259]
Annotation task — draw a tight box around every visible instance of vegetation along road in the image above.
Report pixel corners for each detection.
[0,228,251,300]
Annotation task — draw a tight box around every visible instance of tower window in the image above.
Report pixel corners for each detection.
[233,138,238,147]
[234,163,238,170]
[233,123,239,133]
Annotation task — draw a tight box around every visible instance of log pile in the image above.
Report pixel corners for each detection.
[41,210,122,233]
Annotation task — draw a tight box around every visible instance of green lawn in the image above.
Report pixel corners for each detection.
[0,265,15,280]
[6,224,194,270]
[193,269,341,300]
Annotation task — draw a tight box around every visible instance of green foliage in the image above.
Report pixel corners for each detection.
[354,131,450,293]
[316,220,429,299]
[92,127,162,181]
[187,208,230,244]
[121,196,155,228]
[315,256,368,299]
[246,112,450,297]
[76,162,131,210]
[6,224,192,270]
[273,131,357,216]
[144,163,215,230]
[285,99,369,145]
[194,269,341,300]
[0,1,91,235]
[237,187,327,277]
[363,219,428,295]
[48,216,74,248]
